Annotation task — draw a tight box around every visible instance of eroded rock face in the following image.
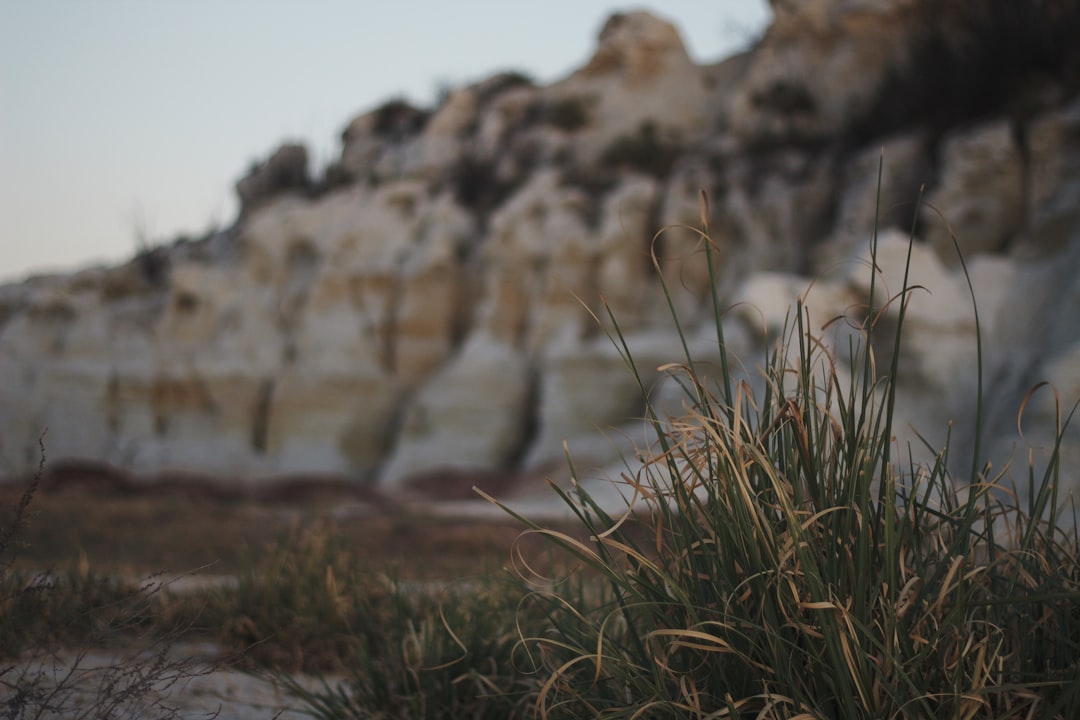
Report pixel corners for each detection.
[2,6,1079,505]
[732,0,920,145]
[922,120,1026,263]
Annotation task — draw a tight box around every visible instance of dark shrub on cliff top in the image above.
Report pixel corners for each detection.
[371,98,431,138]
[858,0,1080,140]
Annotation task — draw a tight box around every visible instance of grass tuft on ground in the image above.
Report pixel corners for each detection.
[479,187,1080,719]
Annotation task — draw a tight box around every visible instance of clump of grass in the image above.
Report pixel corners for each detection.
[484,184,1080,718]
[0,438,41,580]
[280,574,541,720]
[1,440,218,719]
[188,521,541,718]
[195,521,377,672]
[0,559,161,657]
[0,440,147,658]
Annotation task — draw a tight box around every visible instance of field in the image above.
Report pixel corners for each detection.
[1,482,531,582]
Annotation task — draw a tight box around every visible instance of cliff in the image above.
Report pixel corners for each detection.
[2,2,1079,504]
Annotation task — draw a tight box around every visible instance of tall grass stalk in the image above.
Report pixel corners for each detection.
[486,183,1080,719]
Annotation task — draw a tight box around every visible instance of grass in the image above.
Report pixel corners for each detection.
[270,548,540,719]
[0,442,223,719]
[3,176,1079,717]
[475,186,1080,718]
[0,454,558,717]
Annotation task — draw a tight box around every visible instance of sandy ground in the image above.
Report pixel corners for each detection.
[5,642,336,719]
[1,467,624,718]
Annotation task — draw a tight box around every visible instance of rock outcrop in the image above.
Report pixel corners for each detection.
[2,5,1079,506]
[236,143,310,214]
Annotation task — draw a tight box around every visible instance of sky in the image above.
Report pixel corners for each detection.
[0,1,771,283]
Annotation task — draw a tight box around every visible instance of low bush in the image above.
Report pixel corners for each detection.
[310,160,357,197]
[371,98,431,138]
[857,0,1080,140]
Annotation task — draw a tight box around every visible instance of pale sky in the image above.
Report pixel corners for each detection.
[0,1,771,283]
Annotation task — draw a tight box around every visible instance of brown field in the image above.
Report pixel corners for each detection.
[0,481,548,582]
